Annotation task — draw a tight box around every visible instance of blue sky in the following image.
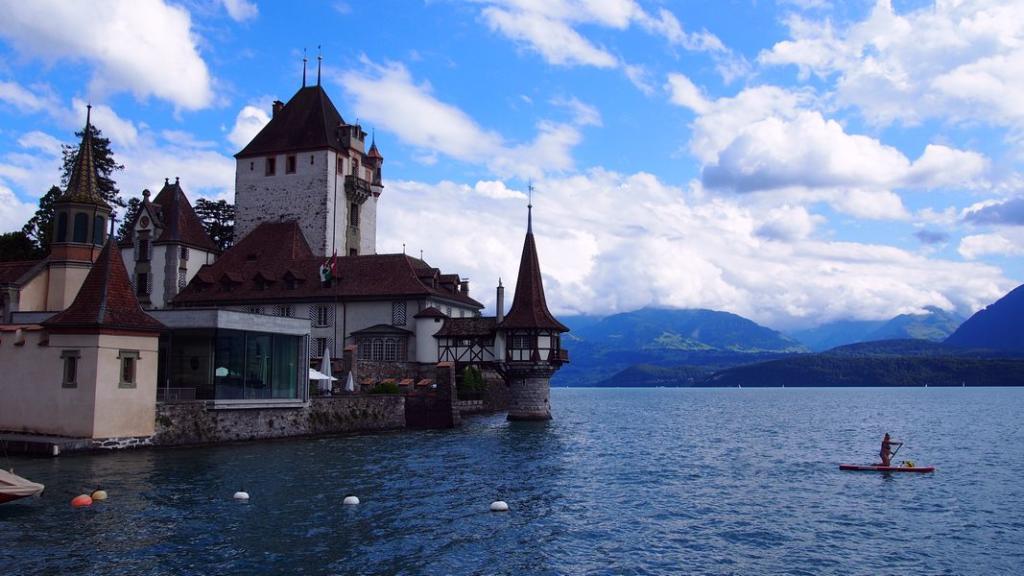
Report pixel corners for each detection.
[1,0,1022,330]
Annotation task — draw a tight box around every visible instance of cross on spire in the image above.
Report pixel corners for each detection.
[527,182,534,234]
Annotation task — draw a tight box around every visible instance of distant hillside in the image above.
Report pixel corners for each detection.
[946,284,1024,352]
[792,307,963,351]
[588,364,709,388]
[555,308,804,385]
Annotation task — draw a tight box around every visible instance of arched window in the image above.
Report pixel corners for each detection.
[72,213,88,243]
[93,216,105,244]
[56,212,68,242]
[384,338,397,361]
[372,339,384,361]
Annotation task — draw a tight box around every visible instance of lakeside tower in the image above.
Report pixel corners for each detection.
[498,203,568,420]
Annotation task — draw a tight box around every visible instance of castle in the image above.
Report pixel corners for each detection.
[0,80,567,447]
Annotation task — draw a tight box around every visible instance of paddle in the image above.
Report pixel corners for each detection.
[889,442,903,465]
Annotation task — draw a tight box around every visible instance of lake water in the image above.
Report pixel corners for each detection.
[2,387,1023,575]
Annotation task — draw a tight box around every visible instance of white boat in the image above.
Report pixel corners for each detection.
[0,469,44,504]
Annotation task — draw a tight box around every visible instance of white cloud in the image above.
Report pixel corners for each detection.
[0,184,37,233]
[227,105,271,151]
[474,1,741,83]
[378,170,1011,329]
[0,0,213,110]
[338,61,589,179]
[71,99,139,148]
[0,81,58,113]
[666,75,990,219]
[959,233,1024,259]
[222,0,258,22]
[760,0,1024,127]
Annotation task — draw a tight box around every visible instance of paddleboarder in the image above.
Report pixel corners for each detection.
[879,433,902,467]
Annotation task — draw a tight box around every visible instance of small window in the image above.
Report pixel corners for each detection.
[358,340,371,360]
[246,305,263,315]
[118,350,139,388]
[336,157,343,173]
[61,350,80,388]
[137,238,150,262]
[349,203,359,227]
[265,157,276,176]
[73,212,88,243]
[445,305,452,317]
[310,155,315,165]
[136,272,149,296]
[178,270,187,290]
[93,216,105,245]
[180,246,189,261]
[392,301,407,326]
[277,305,293,318]
[286,155,296,174]
[349,248,357,256]
[372,339,384,361]
[250,161,254,171]
[315,337,328,357]
[384,338,397,361]
[56,212,68,243]
[315,305,330,327]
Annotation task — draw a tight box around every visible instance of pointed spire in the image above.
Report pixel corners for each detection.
[499,202,568,332]
[58,104,109,209]
[302,48,307,87]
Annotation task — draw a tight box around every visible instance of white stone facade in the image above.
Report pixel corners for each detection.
[234,150,380,258]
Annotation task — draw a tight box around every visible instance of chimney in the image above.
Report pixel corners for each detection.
[272,100,285,117]
[496,278,504,323]
[460,280,469,296]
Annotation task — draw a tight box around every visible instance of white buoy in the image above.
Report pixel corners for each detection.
[490,500,509,512]
[343,495,360,505]
[233,491,250,501]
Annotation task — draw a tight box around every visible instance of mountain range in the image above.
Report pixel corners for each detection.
[559,284,1024,387]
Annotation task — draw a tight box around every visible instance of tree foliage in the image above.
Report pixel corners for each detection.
[0,231,45,262]
[21,185,62,251]
[117,197,142,242]
[194,198,235,251]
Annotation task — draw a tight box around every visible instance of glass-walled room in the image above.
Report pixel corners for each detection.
[158,328,305,402]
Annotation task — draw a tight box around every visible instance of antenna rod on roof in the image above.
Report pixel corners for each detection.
[527,181,534,234]
[403,243,406,254]
[317,45,322,86]
[302,48,307,87]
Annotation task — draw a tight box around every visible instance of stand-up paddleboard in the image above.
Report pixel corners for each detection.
[839,464,934,473]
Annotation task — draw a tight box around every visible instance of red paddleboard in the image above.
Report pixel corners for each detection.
[839,464,934,473]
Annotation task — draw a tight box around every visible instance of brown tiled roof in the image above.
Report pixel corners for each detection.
[413,307,446,319]
[498,215,568,332]
[172,221,483,308]
[236,86,349,158]
[0,260,43,286]
[350,324,414,336]
[43,240,163,333]
[59,108,110,209]
[120,181,218,252]
[435,317,496,337]
[367,141,383,160]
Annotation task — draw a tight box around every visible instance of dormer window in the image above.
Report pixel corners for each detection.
[286,155,296,174]
[137,238,150,262]
[265,157,276,176]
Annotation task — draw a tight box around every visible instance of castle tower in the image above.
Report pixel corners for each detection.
[233,84,382,257]
[497,204,569,421]
[47,106,112,310]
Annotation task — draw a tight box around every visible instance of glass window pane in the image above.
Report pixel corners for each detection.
[214,329,245,400]
[272,335,298,399]
[245,333,272,399]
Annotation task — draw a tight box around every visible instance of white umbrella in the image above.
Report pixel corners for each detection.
[344,371,355,393]
[308,368,336,381]
[319,347,333,394]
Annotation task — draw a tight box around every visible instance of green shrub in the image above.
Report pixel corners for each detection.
[368,381,401,395]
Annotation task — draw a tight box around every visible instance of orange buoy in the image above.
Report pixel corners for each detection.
[71,494,93,508]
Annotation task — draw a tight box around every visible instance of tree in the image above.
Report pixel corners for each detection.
[194,198,235,251]
[0,231,45,262]
[21,125,125,253]
[117,197,142,242]
[21,185,62,251]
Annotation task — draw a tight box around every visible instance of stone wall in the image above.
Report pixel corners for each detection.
[152,395,405,446]
[507,365,554,421]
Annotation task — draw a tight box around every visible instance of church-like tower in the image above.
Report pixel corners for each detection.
[47,106,112,310]
[497,204,569,420]
[233,83,382,257]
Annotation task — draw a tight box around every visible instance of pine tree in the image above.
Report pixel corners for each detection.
[117,197,142,242]
[0,231,45,261]
[194,198,235,251]
[21,185,62,251]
